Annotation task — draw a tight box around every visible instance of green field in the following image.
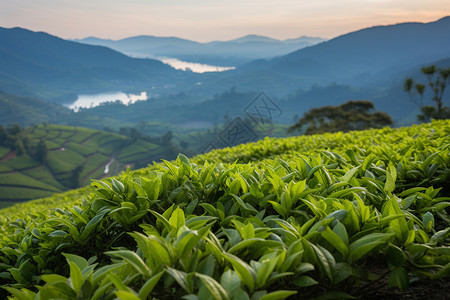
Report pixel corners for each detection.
[0,120,448,299]
[0,124,163,203]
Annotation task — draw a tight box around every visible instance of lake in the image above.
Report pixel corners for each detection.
[128,52,235,73]
[68,91,147,111]
[160,57,235,73]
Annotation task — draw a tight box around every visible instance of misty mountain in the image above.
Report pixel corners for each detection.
[75,34,326,66]
[233,17,450,89]
[0,27,192,102]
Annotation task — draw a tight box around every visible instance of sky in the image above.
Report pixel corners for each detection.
[1,0,449,42]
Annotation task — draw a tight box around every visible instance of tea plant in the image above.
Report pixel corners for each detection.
[0,120,449,299]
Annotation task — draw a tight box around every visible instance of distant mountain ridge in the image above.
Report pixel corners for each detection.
[215,16,450,92]
[0,27,190,102]
[74,34,326,66]
[277,17,450,76]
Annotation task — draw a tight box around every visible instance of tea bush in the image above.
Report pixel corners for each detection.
[0,120,449,299]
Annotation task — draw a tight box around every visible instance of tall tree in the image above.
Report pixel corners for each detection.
[14,139,26,156]
[34,139,48,164]
[404,65,450,121]
[69,165,84,188]
[0,125,7,146]
[288,100,393,135]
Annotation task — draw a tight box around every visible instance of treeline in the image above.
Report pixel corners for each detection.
[0,124,48,163]
[116,127,175,146]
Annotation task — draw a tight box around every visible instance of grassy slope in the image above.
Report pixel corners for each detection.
[0,124,164,203]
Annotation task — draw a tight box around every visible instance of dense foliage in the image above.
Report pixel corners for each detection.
[287,100,393,135]
[0,120,449,299]
[404,65,450,122]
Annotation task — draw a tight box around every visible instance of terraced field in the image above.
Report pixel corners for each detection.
[0,124,165,205]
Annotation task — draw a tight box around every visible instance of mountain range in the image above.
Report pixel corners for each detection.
[211,16,450,93]
[0,27,190,102]
[74,35,326,67]
[0,16,449,114]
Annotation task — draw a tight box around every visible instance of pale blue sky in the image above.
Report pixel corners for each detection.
[1,0,449,41]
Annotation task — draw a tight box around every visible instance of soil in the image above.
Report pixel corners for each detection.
[350,256,449,299]
[361,278,449,300]
[0,150,16,162]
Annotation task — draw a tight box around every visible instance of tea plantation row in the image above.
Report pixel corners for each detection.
[0,120,449,299]
[0,124,164,204]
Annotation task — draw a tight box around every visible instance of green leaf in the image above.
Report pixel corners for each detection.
[256,251,280,289]
[333,221,349,246]
[385,244,405,268]
[382,197,408,243]
[297,262,315,274]
[178,153,191,166]
[111,178,125,195]
[3,287,36,300]
[196,273,229,300]
[321,227,348,257]
[388,267,409,291]
[220,270,241,295]
[232,220,255,240]
[223,252,255,292]
[349,232,393,262]
[63,253,89,271]
[115,290,141,300]
[384,164,397,193]
[108,272,129,291]
[41,274,68,284]
[49,230,68,238]
[80,211,107,241]
[341,166,360,183]
[268,200,287,217]
[434,262,450,279]
[422,212,434,232]
[138,271,164,299]
[166,267,194,294]
[174,226,209,259]
[258,290,297,300]
[149,209,172,231]
[105,250,150,277]
[293,275,318,287]
[430,227,450,244]
[68,261,83,292]
[169,207,186,231]
[311,244,335,281]
[333,262,352,283]
[230,194,258,215]
[228,238,273,254]
[93,262,126,285]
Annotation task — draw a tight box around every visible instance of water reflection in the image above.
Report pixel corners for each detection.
[160,57,235,73]
[68,91,147,112]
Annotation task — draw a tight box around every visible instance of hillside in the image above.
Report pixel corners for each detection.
[0,92,71,126]
[272,17,450,78]
[205,16,450,93]
[0,120,448,299]
[0,124,177,205]
[0,27,191,102]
